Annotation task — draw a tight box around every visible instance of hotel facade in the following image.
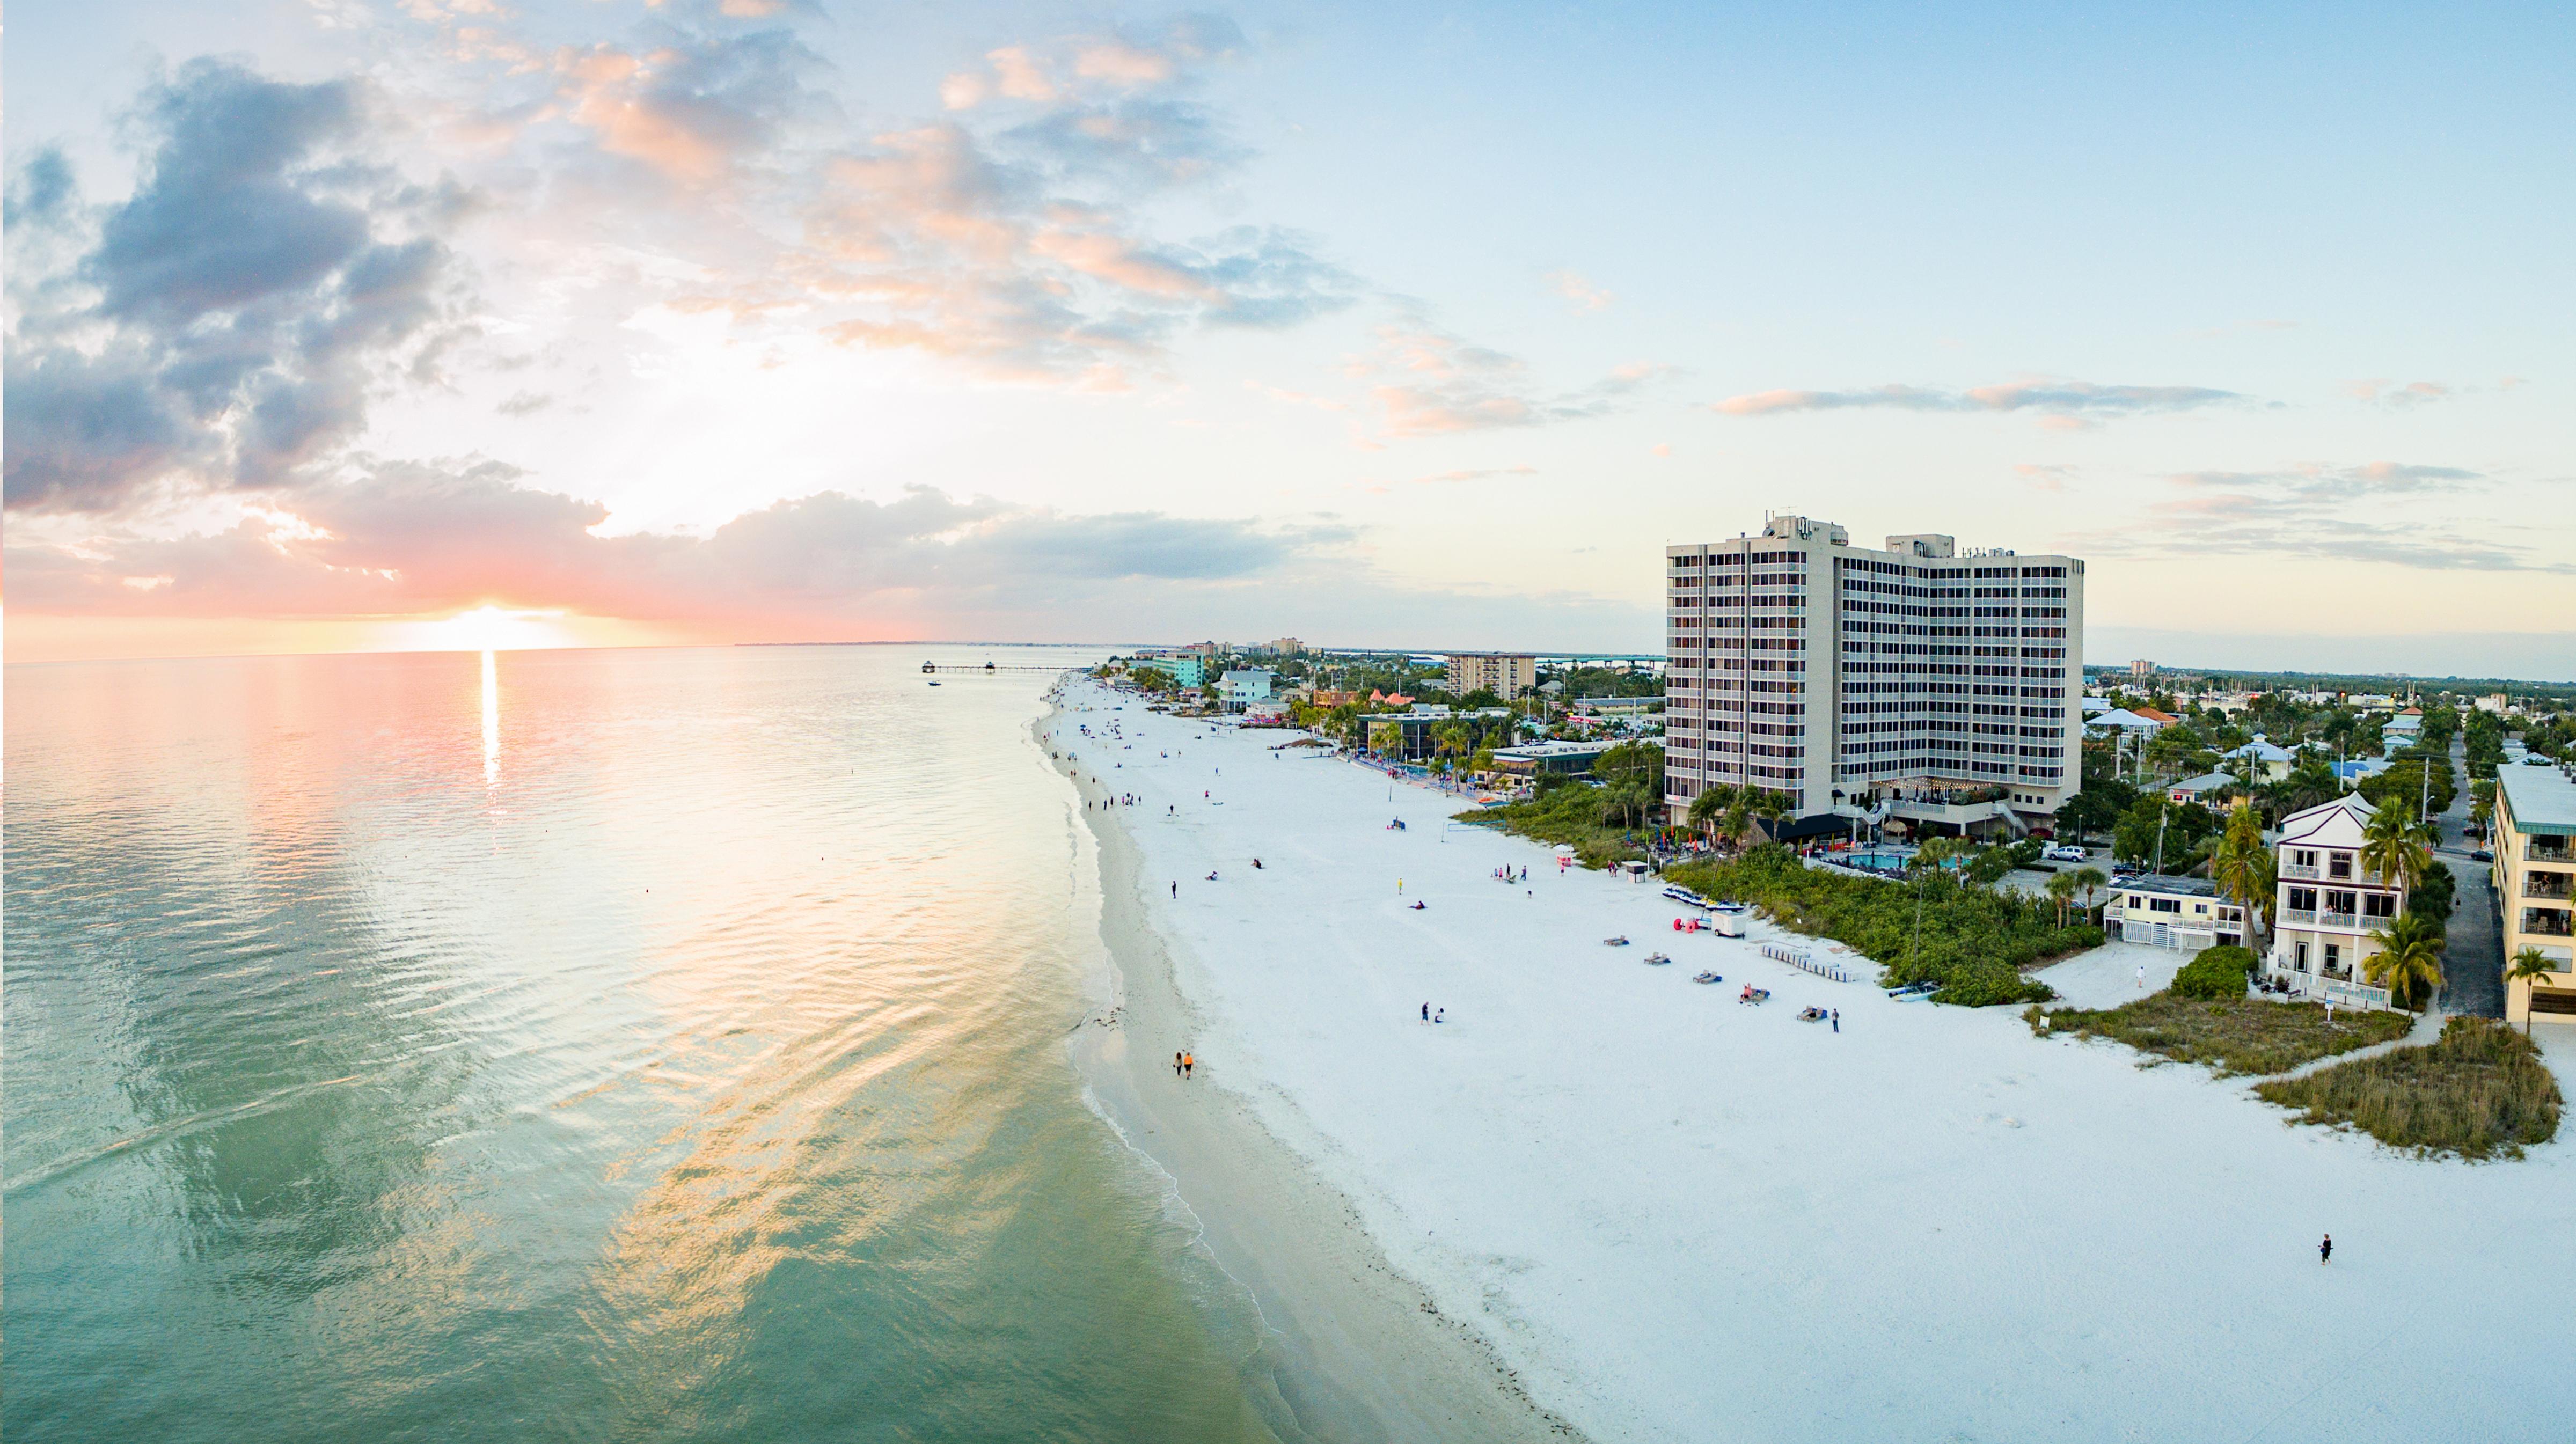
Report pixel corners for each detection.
[1663,515,2083,838]
[2493,765,2576,1024]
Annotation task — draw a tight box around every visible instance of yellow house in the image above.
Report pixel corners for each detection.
[2493,766,2576,1024]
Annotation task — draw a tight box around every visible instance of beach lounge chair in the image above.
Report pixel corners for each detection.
[1644,952,1671,966]
[1602,935,1630,947]
[1692,971,1722,985]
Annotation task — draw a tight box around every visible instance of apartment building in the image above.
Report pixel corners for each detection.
[2264,794,2405,1009]
[2493,766,2576,1024]
[1445,651,1538,699]
[1663,515,2083,837]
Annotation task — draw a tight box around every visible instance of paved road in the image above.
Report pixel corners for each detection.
[2437,732,2504,1017]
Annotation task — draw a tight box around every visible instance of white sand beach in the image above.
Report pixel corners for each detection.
[1045,678,2575,1444]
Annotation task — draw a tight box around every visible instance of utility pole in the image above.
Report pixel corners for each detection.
[2152,801,2170,877]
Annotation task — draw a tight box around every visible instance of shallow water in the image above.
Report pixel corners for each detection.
[4,645,1283,1443]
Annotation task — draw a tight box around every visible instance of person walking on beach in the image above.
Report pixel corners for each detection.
[1172,881,1178,898]
[1183,1052,1195,1079]
[1831,1009,1840,1033]
[2319,1234,2332,1265]
[1422,1002,1430,1024]
[1174,1051,1184,1079]
[2136,963,2147,990]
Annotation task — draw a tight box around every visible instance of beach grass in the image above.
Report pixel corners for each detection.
[2253,1016,2564,1160]
[2037,994,2413,1077]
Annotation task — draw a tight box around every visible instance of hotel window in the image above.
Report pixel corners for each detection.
[2329,854,2352,880]
[2324,943,2341,972]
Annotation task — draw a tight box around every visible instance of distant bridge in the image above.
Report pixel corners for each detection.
[921,661,1073,674]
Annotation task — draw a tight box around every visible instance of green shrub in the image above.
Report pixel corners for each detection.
[2255,1016,2562,1160]
[2170,944,2257,1000]
[1664,845,2094,1006]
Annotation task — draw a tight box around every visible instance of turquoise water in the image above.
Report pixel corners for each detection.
[4,646,1284,1442]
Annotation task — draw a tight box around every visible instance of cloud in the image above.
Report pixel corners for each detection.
[497,390,553,415]
[1547,270,1613,312]
[2079,461,2571,575]
[1410,465,1538,485]
[1348,325,1673,439]
[2,464,1360,624]
[1710,379,2245,420]
[5,61,464,514]
[2014,463,2077,492]
[554,30,830,185]
[2345,378,2451,409]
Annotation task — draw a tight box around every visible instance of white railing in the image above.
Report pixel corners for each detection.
[2280,908,2318,926]
[2319,911,2360,929]
[2280,862,2321,880]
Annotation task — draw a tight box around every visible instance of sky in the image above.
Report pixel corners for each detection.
[6,1,2572,676]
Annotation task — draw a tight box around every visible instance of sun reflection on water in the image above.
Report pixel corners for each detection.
[482,649,500,787]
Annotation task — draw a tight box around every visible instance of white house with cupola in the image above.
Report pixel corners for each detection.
[2264,794,2405,1009]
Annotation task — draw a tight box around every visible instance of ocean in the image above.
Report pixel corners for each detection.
[4,644,1285,1442]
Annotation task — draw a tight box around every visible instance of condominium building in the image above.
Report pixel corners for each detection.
[1445,651,1538,699]
[1663,515,2083,838]
[2263,794,2405,1009]
[2493,766,2576,1024]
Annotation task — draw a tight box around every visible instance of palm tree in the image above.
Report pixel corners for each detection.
[2208,803,2274,954]
[2507,946,2559,1034]
[2278,758,2339,812]
[2068,865,2110,924]
[2046,870,2081,927]
[2358,801,2435,900]
[1688,784,1739,848]
[2363,910,2447,1011]
[1748,790,1792,848]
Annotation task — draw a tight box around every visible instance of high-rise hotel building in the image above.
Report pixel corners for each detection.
[1664,515,2084,837]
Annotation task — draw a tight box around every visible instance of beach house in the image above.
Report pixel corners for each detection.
[2264,794,2404,1009]
[2164,771,2243,808]
[2222,735,2293,782]
[2103,875,2248,952]
[2381,709,2423,756]
[2492,766,2576,1024]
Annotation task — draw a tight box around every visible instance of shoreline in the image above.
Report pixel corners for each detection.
[1037,688,1577,1444]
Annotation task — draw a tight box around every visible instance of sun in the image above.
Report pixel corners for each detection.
[406,605,574,653]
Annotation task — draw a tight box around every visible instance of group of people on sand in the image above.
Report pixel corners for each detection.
[1418,1002,1446,1025]
[1172,1051,1195,1079]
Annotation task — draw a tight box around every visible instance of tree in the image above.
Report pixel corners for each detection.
[2172,944,2258,1000]
[2358,801,2434,899]
[2067,866,2110,922]
[2274,757,2340,813]
[2208,803,2275,954]
[2507,947,2559,1033]
[2046,869,2081,927]
[2055,782,2134,847]
[1688,783,1739,845]
[2364,910,2447,1011]
[1591,741,1664,794]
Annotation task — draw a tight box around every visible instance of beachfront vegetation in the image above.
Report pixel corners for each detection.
[2363,911,2447,1011]
[2037,993,2413,1077]
[2254,1017,2563,1161]
[1663,845,2095,1006]
[2170,944,2258,1001]
[1459,781,1648,869]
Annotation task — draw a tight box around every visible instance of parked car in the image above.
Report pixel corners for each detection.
[2042,844,2090,863]
[2470,848,2493,862]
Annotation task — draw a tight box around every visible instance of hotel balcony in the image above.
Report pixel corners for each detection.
[2280,861,2322,880]
[2521,909,2575,938]
[2527,838,2572,863]
[2525,874,2573,902]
